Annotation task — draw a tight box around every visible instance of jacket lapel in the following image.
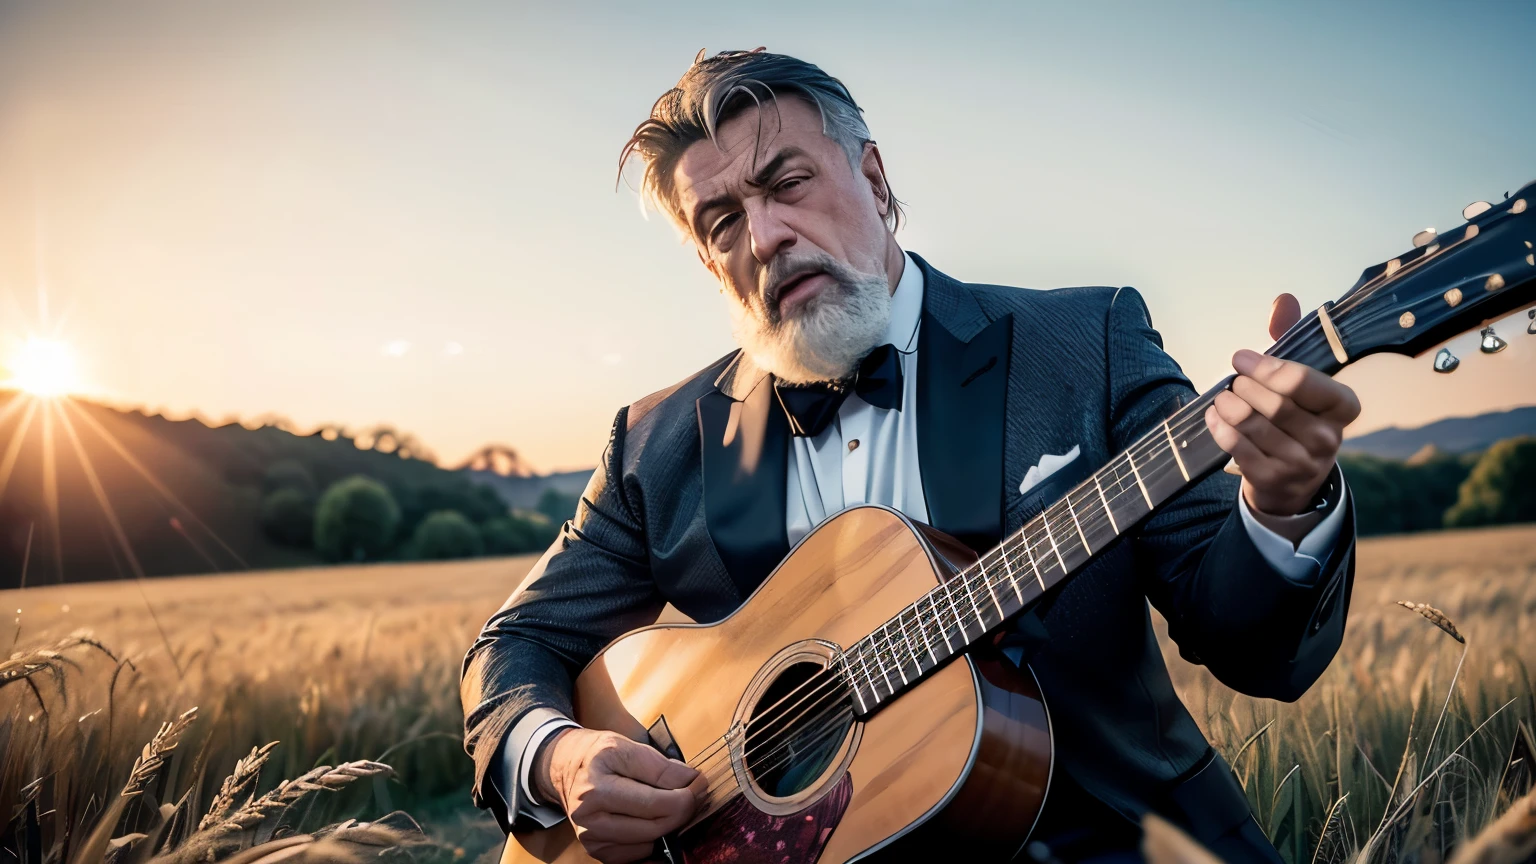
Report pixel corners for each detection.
[696,352,791,599]
[914,254,1013,553]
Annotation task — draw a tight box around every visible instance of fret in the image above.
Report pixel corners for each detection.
[1093,472,1119,534]
[1040,508,1068,572]
[997,549,1024,603]
[930,595,955,651]
[843,655,869,714]
[1163,419,1190,482]
[881,622,909,686]
[1126,450,1153,507]
[855,647,881,700]
[944,582,970,640]
[1020,528,1047,590]
[870,642,895,695]
[1065,492,1091,554]
[961,576,989,633]
[977,559,1005,618]
[915,605,938,665]
[893,611,923,673]
[900,613,926,674]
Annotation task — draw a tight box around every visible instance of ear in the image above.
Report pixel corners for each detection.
[859,142,891,219]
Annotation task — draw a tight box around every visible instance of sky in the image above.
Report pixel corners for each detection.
[0,1,1532,472]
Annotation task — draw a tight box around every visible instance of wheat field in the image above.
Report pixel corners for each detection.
[2,525,1534,863]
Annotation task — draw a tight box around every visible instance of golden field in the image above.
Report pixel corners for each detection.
[3,524,1535,863]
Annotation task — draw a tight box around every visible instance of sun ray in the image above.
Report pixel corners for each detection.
[0,391,35,430]
[0,398,39,502]
[40,395,62,583]
[62,399,250,569]
[51,400,182,674]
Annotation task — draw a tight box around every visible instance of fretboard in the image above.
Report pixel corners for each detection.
[833,316,1340,717]
[832,395,1222,714]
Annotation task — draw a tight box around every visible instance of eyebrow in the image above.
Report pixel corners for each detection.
[689,146,808,240]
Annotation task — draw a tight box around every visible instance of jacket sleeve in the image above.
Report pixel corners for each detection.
[459,406,665,832]
[1104,287,1356,702]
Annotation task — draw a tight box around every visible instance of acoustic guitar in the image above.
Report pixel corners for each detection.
[504,183,1536,864]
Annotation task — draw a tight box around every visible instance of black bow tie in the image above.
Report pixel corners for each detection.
[773,343,905,438]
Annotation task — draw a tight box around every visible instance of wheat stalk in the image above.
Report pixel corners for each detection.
[122,708,199,799]
[1396,601,1466,643]
[214,761,394,833]
[199,741,280,831]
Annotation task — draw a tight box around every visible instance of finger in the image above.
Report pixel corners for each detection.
[1213,392,1311,465]
[613,741,700,791]
[1269,293,1301,341]
[1230,376,1341,459]
[1205,405,1276,479]
[600,775,700,822]
[1232,350,1358,420]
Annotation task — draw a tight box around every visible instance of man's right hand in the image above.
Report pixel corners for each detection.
[534,726,707,864]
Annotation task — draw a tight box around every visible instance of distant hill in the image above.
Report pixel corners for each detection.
[1342,406,1536,461]
[0,391,527,588]
[465,469,590,510]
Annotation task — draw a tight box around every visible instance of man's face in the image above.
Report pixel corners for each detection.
[672,96,897,382]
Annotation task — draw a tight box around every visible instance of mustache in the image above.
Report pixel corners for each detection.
[759,253,839,315]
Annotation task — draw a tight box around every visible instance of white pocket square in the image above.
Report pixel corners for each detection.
[1019,445,1081,496]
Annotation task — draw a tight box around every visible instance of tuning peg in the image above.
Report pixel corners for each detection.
[1479,326,1508,354]
[1463,201,1492,220]
[1413,228,1438,248]
[1528,308,1535,335]
[1433,347,1460,373]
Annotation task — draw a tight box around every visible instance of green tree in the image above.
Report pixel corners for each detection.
[1444,436,1536,528]
[536,487,581,525]
[314,475,401,562]
[259,487,316,547]
[479,515,560,555]
[263,459,318,497]
[412,510,486,560]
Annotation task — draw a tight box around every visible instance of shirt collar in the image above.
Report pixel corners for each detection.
[886,251,924,353]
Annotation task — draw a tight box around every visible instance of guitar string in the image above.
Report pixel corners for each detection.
[682,392,1228,787]
[685,408,1218,794]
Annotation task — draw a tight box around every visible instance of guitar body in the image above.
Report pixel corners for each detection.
[503,505,1052,864]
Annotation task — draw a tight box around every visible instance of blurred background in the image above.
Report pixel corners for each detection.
[1,0,1532,583]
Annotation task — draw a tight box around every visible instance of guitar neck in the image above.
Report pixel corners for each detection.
[838,314,1340,717]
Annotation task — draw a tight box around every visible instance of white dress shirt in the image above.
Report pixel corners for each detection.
[503,251,1347,823]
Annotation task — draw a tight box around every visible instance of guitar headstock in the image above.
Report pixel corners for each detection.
[1302,179,1536,374]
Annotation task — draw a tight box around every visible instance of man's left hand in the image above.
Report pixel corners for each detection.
[1203,293,1361,531]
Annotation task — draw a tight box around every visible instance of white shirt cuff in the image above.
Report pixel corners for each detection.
[495,712,579,829]
[1236,475,1349,586]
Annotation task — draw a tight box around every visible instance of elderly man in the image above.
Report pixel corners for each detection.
[462,50,1358,864]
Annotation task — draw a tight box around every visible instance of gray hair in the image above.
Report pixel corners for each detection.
[618,49,903,235]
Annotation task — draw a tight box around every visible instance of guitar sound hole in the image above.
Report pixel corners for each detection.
[742,661,853,799]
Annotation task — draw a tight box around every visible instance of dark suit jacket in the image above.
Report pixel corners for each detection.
[459,254,1356,856]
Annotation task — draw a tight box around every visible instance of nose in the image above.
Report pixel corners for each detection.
[746,197,796,265]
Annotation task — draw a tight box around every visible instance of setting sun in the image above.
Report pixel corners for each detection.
[8,337,81,397]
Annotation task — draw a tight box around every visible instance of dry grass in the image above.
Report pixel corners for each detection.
[1,556,533,862]
[4,526,1536,862]
[1159,523,1536,862]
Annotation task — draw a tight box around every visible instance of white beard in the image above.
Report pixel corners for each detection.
[726,254,892,385]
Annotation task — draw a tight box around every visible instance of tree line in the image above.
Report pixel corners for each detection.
[1340,435,1536,536]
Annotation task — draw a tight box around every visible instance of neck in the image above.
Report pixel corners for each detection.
[884,239,906,296]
